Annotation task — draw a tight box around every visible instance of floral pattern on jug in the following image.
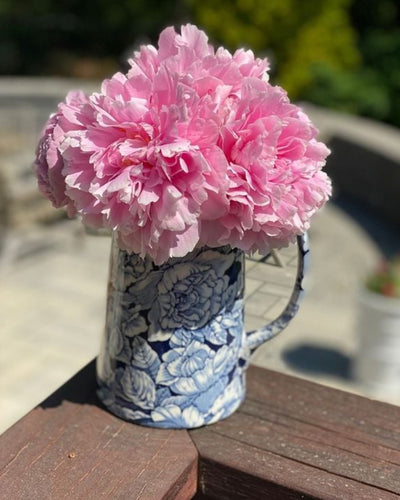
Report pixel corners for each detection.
[97,243,250,428]
[97,235,308,428]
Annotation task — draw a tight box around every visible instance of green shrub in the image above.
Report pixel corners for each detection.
[188,0,400,128]
[186,0,360,99]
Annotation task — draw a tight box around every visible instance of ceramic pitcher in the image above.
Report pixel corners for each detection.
[96,234,309,428]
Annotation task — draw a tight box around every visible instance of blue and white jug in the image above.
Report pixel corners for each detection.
[97,235,308,428]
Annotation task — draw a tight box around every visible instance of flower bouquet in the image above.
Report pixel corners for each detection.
[35,24,331,264]
[34,24,332,428]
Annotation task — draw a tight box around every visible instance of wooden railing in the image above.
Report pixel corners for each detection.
[1,362,399,499]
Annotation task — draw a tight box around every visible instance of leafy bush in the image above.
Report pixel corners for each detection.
[186,0,360,99]
[302,64,391,120]
[188,0,400,128]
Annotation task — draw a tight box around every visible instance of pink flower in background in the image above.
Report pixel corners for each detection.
[34,24,331,264]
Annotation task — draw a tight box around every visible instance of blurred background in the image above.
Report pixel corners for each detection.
[1,0,400,432]
[1,0,400,127]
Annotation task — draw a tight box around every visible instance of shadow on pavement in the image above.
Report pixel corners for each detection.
[283,344,353,380]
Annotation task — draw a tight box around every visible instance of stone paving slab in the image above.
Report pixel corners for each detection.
[0,222,109,432]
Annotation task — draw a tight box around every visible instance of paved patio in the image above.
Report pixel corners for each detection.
[1,78,399,435]
[0,201,386,434]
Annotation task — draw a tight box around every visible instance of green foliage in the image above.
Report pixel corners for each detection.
[186,0,360,98]
[187,0,400,128]
[302,64,391,119]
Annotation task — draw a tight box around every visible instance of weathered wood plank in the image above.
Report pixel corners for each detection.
[2,362,400,499]
[246,365,400,451]
[190,365,400,500]
[0,362,198,500]
[192,428,399,500]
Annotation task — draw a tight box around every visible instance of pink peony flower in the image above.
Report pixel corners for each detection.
[34,90,90,217]
[34,24,331,264]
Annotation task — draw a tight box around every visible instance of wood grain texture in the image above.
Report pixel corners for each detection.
[2,362,400,499]
[190,365,400,500]
[0,362,198,500]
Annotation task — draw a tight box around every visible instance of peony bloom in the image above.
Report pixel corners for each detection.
[34,90,90,217]
[34,24,331,264]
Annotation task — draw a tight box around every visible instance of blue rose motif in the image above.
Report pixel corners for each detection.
[169,328,205,347]
[157,340,215,395]
[157,262,226,330]
[157,339,240,397]
[148,248,239,332]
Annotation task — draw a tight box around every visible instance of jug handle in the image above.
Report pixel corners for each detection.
[246,233,309,353]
